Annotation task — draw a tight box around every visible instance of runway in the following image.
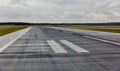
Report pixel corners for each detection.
[0,27,120,71]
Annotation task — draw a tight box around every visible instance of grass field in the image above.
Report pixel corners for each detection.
[58,26,120,33]
[0,26,28,36]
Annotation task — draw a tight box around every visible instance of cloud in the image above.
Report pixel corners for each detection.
[0,0,119,23]
[87,13,107,19]
[0,0,11,6]
[112,12,120,17]
[107,1,120,8]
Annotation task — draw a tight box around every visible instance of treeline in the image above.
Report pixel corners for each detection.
[0,22,31,25]
[0,22,120,26]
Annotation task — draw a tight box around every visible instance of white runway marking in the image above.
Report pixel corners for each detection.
[0,27,31,52]
[84,36,120,46]
[60,40,89,53]
[47,40,67,53]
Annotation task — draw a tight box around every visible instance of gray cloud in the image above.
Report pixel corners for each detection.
[0,0,119,23]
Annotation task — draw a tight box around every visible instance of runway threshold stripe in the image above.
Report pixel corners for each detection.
[47,40,67,53]
[60,40,89,53]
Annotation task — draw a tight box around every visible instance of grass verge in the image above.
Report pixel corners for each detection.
[57,26,120,33]
[0,26,28,36]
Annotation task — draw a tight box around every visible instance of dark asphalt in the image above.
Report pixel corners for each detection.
[0,27,120,71]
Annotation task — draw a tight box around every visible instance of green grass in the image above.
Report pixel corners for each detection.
[0,26,28,36]
[58,26,120,33]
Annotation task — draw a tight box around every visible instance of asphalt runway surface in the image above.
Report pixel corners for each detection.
[0,27,120,71]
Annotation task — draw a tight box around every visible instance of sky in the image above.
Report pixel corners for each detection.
[0,0,120,23]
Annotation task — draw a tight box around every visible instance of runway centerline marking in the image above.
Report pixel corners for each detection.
[47,40,67,53]
[60,40,89,53]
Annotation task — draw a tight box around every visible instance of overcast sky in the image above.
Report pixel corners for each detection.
[0,0,120,23]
